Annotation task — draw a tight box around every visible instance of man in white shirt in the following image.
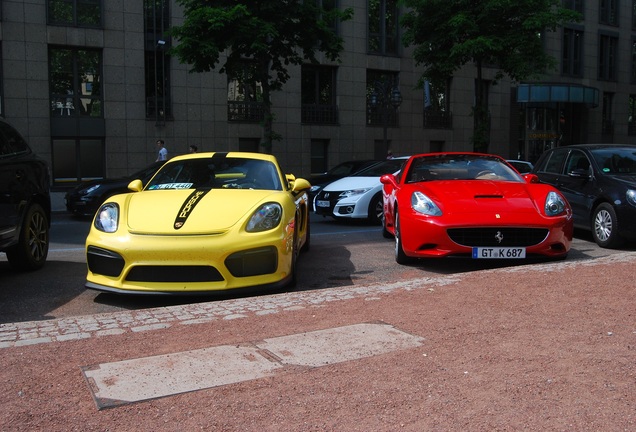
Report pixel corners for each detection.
[156,139,168,161]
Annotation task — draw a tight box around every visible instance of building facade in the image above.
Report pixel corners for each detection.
[1,0,635,190]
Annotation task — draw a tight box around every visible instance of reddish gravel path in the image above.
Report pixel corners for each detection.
[1,253,635,431]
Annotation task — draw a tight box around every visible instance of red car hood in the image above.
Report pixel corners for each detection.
[418,180,541,215]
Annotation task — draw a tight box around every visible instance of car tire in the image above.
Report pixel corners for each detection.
[394,211,413,265]
[368,193,383,225]
[592,203,624,248]
[6,203,49,271]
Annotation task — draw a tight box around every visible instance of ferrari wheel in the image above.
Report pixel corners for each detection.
[368,193,383,225]
[592,203,623,248]
[394,211,413,265]
[6,203,49,271]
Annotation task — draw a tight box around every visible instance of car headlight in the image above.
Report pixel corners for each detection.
[81,184,100,196]
[310,185,321,192]
[339,188,371,198]
[545,191,566,216]
[94,203,119,233]
[412,191,442,216]
[246,203,282,232]
[627,190,636,207]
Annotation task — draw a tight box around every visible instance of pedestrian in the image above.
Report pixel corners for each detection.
[386,150,394,159]
[155,139,168,161]
[189,144,198,153]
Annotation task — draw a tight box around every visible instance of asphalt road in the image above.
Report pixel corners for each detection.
[0,212,630,324]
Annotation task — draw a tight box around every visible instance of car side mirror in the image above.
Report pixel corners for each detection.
[128,179,143,192]
[568,168,590,178]
[523,173,540,184]
[380,173,398,187]
[290,177,311,192]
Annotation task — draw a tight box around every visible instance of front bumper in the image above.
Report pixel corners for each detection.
[85,229,295,294]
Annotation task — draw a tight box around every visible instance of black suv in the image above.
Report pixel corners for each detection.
[0,118,51,270]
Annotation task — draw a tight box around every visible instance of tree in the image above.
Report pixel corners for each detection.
[169,0,353,153]
[401,0,581,152]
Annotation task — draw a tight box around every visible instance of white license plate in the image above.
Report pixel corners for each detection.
[316,200,330,208]
[472,247,526,259]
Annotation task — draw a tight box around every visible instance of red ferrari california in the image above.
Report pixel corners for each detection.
[380,153,573,264]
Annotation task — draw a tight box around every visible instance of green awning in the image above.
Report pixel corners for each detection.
[516,83,599,108]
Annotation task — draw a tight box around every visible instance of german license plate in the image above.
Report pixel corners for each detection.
[472,247,526,259]
[316,200,330,208]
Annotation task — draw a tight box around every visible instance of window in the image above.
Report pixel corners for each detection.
[227,62,265,122]
[423,79,452,129]
[301,66,338,124]
[632,38,636,83]
[368,0,399,55]
[600,0,618,26]
[562,28,583,77]
[49,47,102,118]
[48,0,102,27]
[536,148,568,174]
[366,70,400,127]
[598,33,618,81]
[317,0,338,33]
[311,139,329,174]
[144,0,171,122]
[52,138,104,184]
[563,0,584,14]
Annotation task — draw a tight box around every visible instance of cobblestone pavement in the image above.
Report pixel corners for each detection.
[3,251,635,349]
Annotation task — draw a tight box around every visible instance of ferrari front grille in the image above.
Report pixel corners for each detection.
[447,227,549,247]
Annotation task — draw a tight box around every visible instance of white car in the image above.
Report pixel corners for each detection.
[313,157,408,224]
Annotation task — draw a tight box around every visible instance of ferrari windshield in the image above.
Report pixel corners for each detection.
[405,154,523,183]
[146,157,282,191]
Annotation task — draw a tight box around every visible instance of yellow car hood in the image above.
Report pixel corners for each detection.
[126,189,278,234]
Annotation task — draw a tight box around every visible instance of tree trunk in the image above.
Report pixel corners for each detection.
[473,60,490,153]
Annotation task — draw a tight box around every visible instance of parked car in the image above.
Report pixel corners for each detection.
[381,152,572,264]
[309,159,380,207]
[0,118,51,271]
[85,152,311,294]
[314,157,408,224]
[65,161,165,217]
[532,144,636,248]
[506,159,534,174]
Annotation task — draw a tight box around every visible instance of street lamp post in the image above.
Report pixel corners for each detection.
[370,80,402,156]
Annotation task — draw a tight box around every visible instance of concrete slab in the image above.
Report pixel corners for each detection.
[82,322,424,409]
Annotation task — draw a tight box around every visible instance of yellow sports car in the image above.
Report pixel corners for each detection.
[85,152,311,294]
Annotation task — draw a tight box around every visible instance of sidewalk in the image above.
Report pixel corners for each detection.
[1,252,635,431]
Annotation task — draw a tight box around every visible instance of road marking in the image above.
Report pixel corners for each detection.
[81,322,424,409]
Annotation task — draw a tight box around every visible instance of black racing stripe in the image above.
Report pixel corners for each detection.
[173,188,211,230]
[212,152,228,161]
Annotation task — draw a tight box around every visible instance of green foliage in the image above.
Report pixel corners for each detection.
[401,0,581,151]
[169,1,352,152]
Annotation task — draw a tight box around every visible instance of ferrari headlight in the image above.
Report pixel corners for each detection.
[247,203,282,232]
[94,203,119,233]
[339,188,371,199]
[412,191,442,216]
[545,191,566,216]
[626,189,636,207]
